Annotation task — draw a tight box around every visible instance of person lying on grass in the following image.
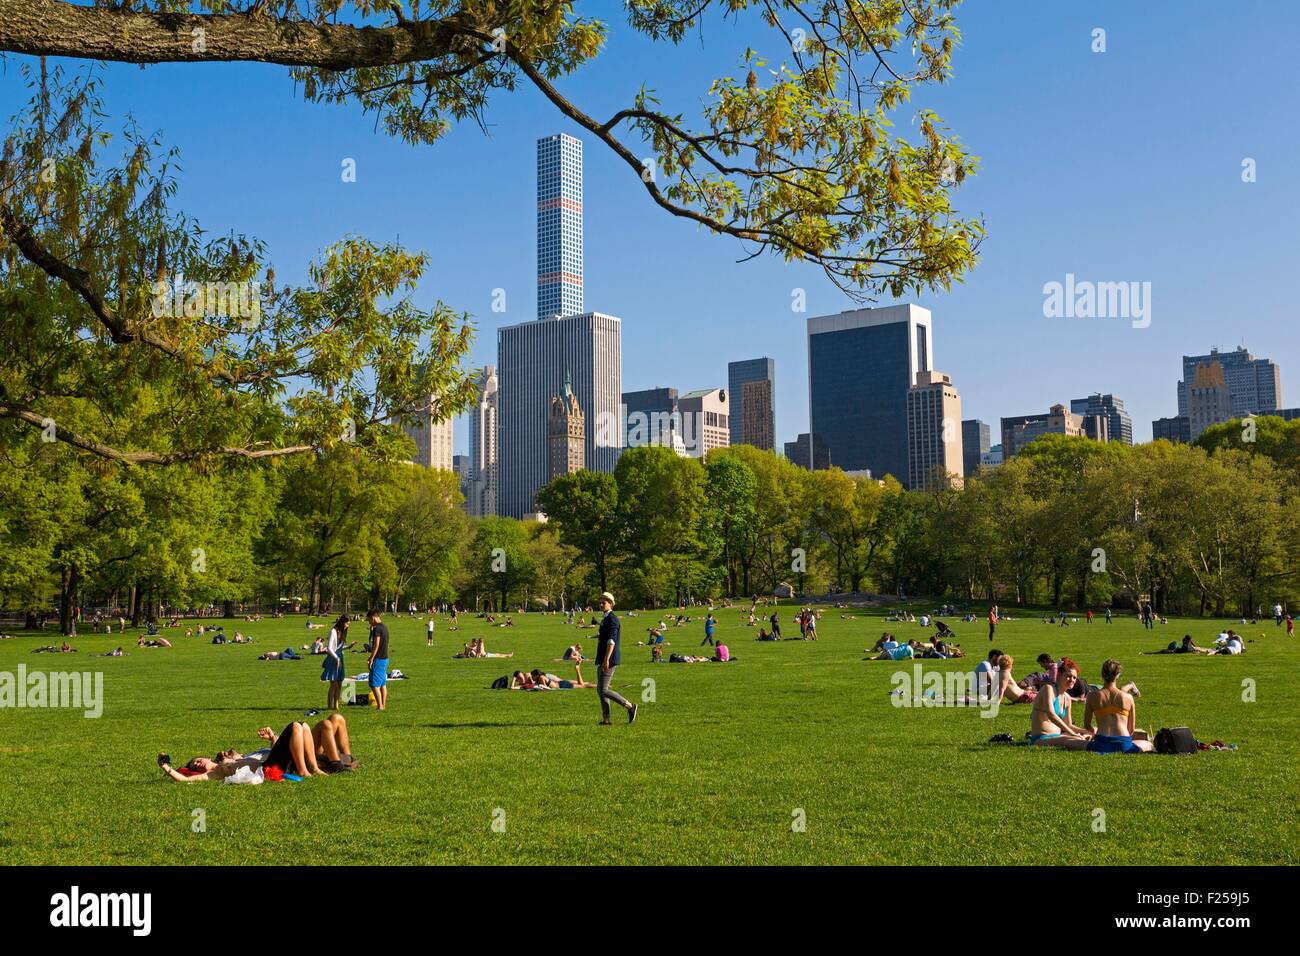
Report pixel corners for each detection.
[136,636,172,648]
[1141,634,1216,656]
[158,714,358,781]
[532,666,596,689]
[1083,659,1153,753]
[1028,657,1092,748]
[867,636,921,661]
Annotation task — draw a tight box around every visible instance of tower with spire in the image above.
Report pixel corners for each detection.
[547,369,586,482]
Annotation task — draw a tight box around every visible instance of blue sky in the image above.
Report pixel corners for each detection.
[4,0,1298,448]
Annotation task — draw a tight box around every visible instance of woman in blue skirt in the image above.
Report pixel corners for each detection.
[321,613,351,710]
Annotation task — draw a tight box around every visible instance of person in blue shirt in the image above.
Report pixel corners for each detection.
[701,613,716,647]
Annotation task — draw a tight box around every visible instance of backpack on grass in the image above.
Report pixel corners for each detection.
[490,676,509,690]
[1155,726,1197,754]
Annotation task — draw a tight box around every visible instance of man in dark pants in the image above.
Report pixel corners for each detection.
[595,591,636,725]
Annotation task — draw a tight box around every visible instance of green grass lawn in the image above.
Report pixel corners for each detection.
[0,604,1295,865]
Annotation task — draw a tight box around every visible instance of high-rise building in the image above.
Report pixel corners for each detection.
[784,432,831,470]
[1070,393,1133,445]
[1177,346,1280,418]
[907,371,964,490]
[536,134,583,321]
[622,386,688,455]
[547,372,585,480]
[980,444,1004,471]
[497,312,622,518]
[807,304,932,484]
[466,365,499,517]
[1188,360,1234,440]
[961,419,990,478]
[739,379,774,450]
[677,388,730,457]
[403,393,454,472]
[727,358,775,449]
[1003,404,1091,458]
[498,135,621,518]
[1152,415,1191,444]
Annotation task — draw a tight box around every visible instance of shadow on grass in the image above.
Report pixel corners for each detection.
[424,720,581,729]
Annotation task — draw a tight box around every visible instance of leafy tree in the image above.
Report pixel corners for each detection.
[535,469,620,592]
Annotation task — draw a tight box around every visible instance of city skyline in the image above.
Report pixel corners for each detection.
[16,3,1295,456]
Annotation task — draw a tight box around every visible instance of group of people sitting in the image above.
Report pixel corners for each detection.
[867,632,965,660]
[159,714,359,781]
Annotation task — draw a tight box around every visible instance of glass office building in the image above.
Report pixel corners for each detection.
[807,304,932,486]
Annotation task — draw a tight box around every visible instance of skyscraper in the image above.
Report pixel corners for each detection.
[907,371,964,490]
[677,388,730,457]
[1002,404,1092,458]
[961,419,990,478]
[403,393,454,472]
[466,365,499,517]
[536,134,583,321]
[498,312,621,517]
[784,433,831,470]
[807,304,932,485]
[498,135,621,518]
[1152,415,1191,444]
[727,357,775,449]
[1187,360,1233,440]
[622,386,687,455]
[1177,346,1281,418]
[1070,393,1133,445]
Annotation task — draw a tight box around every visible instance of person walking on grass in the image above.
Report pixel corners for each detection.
[988,604,999,642]
[595,592,636,725]
[701,613,716,647]
[367,610,391,712]
[426,616,435,647]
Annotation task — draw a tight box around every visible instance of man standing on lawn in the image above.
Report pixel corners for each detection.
[367,610,391,712]
[595,591,636,725]
[988,604,999,642]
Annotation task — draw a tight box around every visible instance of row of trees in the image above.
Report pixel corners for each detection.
[5,417,1298,631]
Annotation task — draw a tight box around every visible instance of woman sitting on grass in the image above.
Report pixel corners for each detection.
[995,655,1037,704]
[454,637,513,659]
[1083,659,1153,753]
[158,714,358,781]
[1029,657,1092,747]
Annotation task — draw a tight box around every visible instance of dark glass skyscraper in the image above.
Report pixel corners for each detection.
[727,357,775,449]
[807,305,932,484]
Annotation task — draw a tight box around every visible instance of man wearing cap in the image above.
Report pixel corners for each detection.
[595,592,637,725]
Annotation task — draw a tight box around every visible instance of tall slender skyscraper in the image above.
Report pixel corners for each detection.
[536,134,584,320]
[807,304,932,485]
[727,357,775,449]
[467,365,499,517]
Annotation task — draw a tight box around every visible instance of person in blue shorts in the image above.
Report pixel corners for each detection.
[366,610,391,712]
[1083,659,1153,753]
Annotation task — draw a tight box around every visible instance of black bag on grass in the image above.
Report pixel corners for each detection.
[490,676,509,690]
[1155,726,1197,754]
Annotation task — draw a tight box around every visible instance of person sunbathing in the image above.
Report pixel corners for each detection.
[1028,656,1091,747]
[1083,659,1153,753]
[531,666,595,690]
[868,637,919,661]
[454,637,513,659]
[994,655,1036,703]
[1142,634,1215,656]
[157,715,357,781]
[136,636,172,648]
